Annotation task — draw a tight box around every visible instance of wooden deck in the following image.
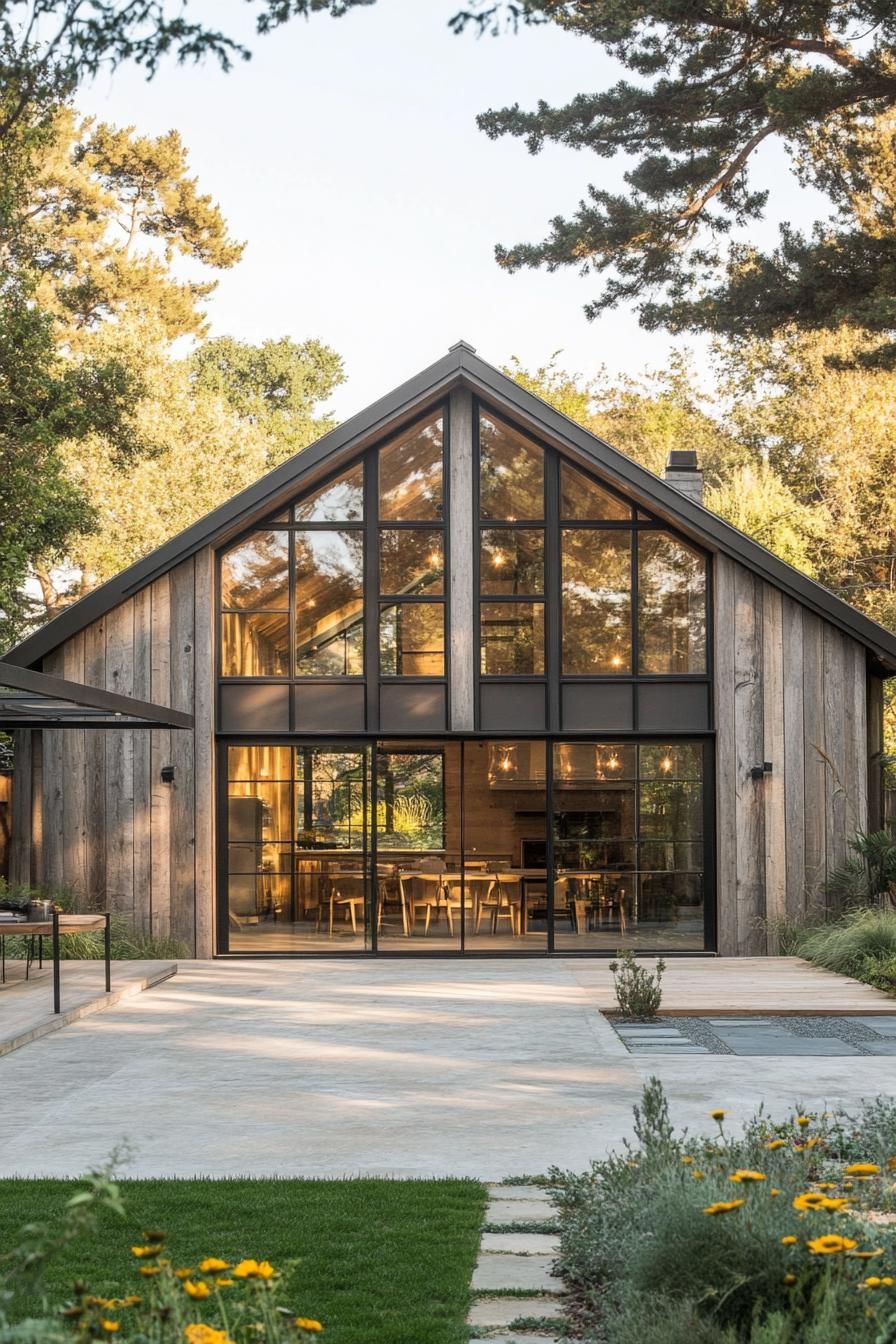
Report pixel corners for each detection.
[565,956,896,1015]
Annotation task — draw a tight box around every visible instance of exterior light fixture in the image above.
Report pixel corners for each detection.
[751,761,774,780]
[160,765,175,784]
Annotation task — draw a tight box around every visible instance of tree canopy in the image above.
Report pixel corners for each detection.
[473,2,896,363]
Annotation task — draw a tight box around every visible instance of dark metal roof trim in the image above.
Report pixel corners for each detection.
[0,662,194,729]
[5,339,896,673]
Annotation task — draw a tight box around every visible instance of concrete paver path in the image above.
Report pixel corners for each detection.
[1,959,894,1179]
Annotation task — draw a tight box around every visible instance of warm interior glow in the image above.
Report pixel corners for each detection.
[660,755,673,773]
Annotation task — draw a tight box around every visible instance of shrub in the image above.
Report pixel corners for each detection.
[825,830,896,909]
[795,907,896,979]
[609,949,665,1019]
[549,1080,896,1344]
[0,1160,324,1342]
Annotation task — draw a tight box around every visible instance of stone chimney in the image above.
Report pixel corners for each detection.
[663,449,703,504]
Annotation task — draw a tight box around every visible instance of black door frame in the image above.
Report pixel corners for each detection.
[215,733,716,957]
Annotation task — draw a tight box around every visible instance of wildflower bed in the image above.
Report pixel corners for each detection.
[550,1081,896,1343]
[0,1176,486,1344]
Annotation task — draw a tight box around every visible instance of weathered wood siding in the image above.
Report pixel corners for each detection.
[10,552,215,954]
[714,553,873,954]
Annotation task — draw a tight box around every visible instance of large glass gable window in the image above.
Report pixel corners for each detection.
[476,410,708,680]
[219,410,445,683]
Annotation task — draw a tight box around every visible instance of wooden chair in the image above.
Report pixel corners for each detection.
[475,879,520,936]
[407,858,446,935]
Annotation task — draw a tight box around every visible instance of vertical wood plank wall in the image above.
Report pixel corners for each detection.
[714,554,872,954]
[12,553,214,955]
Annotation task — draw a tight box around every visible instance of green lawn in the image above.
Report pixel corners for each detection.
[0,1177,487,1344]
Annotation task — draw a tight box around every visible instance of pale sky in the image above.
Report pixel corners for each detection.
[78,0,825,419]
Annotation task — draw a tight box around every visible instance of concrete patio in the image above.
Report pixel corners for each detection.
[0,957,893,1180]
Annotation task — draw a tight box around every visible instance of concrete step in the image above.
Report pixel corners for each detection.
[467,1297,565,1329]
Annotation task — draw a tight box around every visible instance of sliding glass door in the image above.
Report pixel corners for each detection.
[220,738,710,953]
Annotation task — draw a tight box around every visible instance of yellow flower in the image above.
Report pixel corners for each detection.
[183,1280,211,1300]
[848,1249,885,1260]
[802,1137,823,1149]
[793,1192,828,1211]
[131,1246,160,1259]
[770,1188,782,1196]
[681,1156,694,1165]
[139,1267,160,1278]
[796,1115,811,1128]
[183,1327,236,1344]
[232,1259,276,1280]
[783,1273,797,1286]
[729,1170,767,1183]
[883,1277,895,1286]
[703,1199,746,1216]
[294,1320,324,1333]
[845,1163,880,1177]
[781,1235,797,1246]
[807,1234,858,1256]
[175,1268,194,1280]
[766,1139,786,1150]
[691,1169,705,1180]
[861,1277,883,1290]
[198,1258,230,1273]
[814,1183,837,1191]
[710,1109,726,1121]
[216,1277,235,1287]
[101,1325,119,1335]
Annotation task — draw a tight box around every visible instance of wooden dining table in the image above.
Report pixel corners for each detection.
[0,912,111,1013]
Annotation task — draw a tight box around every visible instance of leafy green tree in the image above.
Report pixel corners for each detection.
[471,3,896,363]
[192,335,344,460]
[28,107,242,343]
[33,321,344,616]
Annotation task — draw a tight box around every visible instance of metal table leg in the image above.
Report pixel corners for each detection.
[52,909,60,1014]
[104,913,111,992]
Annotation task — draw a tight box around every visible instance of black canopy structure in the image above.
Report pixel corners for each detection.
[0,662,193,730]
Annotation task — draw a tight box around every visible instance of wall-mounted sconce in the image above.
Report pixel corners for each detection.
[750,762,773,780]
[160,765,175,784]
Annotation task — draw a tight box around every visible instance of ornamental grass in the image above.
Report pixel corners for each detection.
[548,1079,896,1343]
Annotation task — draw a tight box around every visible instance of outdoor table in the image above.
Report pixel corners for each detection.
[0,913,111,1013]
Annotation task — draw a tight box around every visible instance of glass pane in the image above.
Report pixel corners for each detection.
[479,414,544,520]
[377,741,461,952]
[480,529,544,595]
[639,782,703,841]
[639,743,703,780]
[227,745,294,780]
[220,531,288,610]
[379,414,443,520]
[380,603,445,676]
[560,462,630,521]
[294,463,364,523]
[463,740,547,950]
[380,530,444,596]
[562,530,631,673]
[295,530,364,677]
[480,602,544,675]
[221,613,289,676]
[638,532,707,673]
[294,749,371,950]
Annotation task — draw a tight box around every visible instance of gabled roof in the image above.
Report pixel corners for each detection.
[5,340,896,673]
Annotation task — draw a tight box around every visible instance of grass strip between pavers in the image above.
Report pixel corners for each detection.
[0,1177,487,1344]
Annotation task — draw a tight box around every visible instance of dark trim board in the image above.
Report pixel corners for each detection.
[5,340,896,675]
[0,662,194,729]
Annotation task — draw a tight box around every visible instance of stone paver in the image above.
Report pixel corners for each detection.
[469,1337,562,1343]
[852,1016,896,1035]
[490,1185,554,1202]
[480,1232,559,1254]
[467,1297,565,1328]
[487,1198,557,1223]
[472,1253,558,1292]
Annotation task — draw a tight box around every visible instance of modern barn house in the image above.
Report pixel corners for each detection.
[5,344,896,958]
